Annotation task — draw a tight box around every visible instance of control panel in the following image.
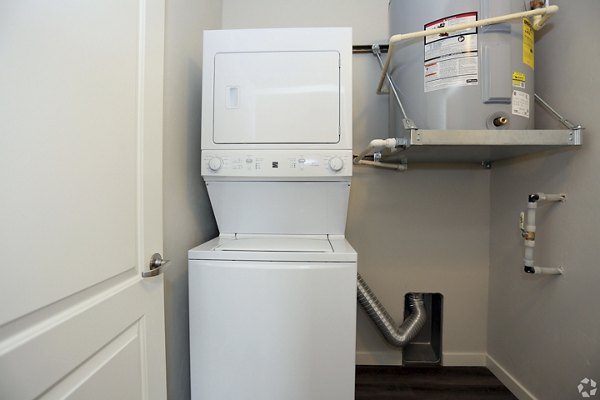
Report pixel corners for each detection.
[202,150,352,178]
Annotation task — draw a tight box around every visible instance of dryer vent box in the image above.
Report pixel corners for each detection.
[402,293,443,366]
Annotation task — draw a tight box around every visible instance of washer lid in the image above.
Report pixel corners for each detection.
[189,236,356,263]
[213,237,333,253]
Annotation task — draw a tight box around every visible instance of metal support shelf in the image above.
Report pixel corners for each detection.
[384,128,582,166]
[351,43,584,169]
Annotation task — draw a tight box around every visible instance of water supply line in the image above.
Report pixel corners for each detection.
[357,273,426,347]
[351,46,411,172]
[377,5,559,94]
[520,193,566,275]
[353,138,407,171]
[531,0,555,30]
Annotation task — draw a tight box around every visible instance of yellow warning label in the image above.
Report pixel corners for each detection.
[512,71,526,81]
[523,18,534,69]
[512,71,526,88]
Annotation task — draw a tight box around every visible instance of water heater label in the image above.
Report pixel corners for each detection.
[512,90,530,118]
[423,12,479,93]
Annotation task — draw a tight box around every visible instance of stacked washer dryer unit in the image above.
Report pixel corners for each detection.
[189,28,356,400]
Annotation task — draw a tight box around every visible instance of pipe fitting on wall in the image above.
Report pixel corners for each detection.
[357,273,426,347]
[353,138,407,171]
[493,116,509,127]
[520,192,566,276]
[524,265,564,275]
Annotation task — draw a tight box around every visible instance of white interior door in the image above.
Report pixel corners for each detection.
[0,1,166,399]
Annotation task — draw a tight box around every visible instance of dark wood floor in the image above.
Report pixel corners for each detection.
[356,366,517,400]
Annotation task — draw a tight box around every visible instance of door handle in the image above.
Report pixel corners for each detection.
[142,253,170,278]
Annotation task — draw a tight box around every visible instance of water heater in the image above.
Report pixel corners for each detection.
[389,0,535,132]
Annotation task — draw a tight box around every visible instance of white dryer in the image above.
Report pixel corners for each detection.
[189,28,356,400]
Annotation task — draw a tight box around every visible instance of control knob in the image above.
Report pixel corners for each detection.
[328,157,344,172]
[208,157,223,171]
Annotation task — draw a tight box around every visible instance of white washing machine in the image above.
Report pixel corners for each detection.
[189,236,356,399]
[189,28,356,400]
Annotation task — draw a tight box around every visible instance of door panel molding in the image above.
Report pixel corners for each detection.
[0,277,161,399]
[41,320,143,400]
[0,0,166,398]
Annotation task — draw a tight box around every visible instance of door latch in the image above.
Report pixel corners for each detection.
[142,253,170,278]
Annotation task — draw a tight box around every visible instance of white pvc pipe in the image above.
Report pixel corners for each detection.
[522,192,565,276]
[529,266,564,275]
[356,159,407,171]
[377,5,559,94]
[524,245,534,267]
[353,138,406,170]
[527,202,537,231]
[353,138,398,164]
[537,193,566,202]
[532,12,554,30]
[353,138,402,171]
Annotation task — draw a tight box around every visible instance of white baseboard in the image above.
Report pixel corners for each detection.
[487,355,537,400]
[355,351,486,366]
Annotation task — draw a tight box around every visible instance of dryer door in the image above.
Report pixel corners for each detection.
[212,51,340,144]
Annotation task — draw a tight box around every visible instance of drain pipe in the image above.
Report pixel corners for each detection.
[357,273,426,347]
[520,192,566,275]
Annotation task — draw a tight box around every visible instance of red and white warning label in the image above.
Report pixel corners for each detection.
[424,12,479,93]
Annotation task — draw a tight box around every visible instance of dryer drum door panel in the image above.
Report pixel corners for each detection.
[213,51,341,144]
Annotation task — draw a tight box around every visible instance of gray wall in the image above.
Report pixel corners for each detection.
[487,1,600,399]
[163,1,598,397]
[222,0,491,366]
[163,0,221,398]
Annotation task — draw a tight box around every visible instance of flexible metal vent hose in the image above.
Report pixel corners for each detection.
[357,273,426,347]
